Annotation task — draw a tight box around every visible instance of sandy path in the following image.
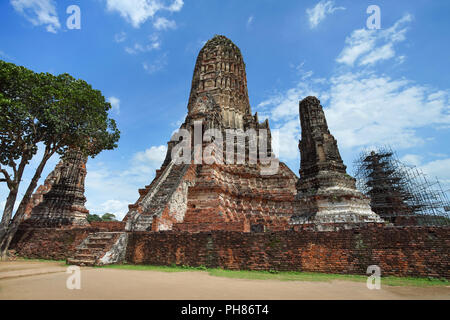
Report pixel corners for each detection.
[0,261,449,300]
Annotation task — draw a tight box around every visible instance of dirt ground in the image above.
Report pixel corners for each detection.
[0,261,449,300]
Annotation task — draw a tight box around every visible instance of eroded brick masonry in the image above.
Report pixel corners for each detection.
[11,35,449,278]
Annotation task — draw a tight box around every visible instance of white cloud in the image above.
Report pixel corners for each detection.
[153,17,176,30]
[125,34,161,54]
[85,145,168,220]
[86,199,130,219]
[257,78,322,123]
[256,14,450,164]
[166,0,183,12]
[359,43,395,66]
[124,145,167,184]
[306,0,345,29]
[398,155,450,192]
[271,120,301,161]
[108,96,121,114]
[421,159,450,188]
[247,15,254,28]
[105,0,184,28]
[84,165,135,220]
[337,14,413,66]
[324,72,450,149]
[10,0,61,33]
[116,145,167,182]
[114,31,127,43]
[263,69,449,156]
[428,152,448,159]
[0,50,13,61]
[401,154,423,167]
[143,53,168,74]
[133,145,167,163]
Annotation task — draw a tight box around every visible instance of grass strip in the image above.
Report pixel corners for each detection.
[101,264,449,287]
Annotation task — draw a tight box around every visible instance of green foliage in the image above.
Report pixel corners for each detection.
[0,59,120,169]
[0,59,121,246]
[87,213,117,222]
[87,214,103,222]
[101,213,117,221]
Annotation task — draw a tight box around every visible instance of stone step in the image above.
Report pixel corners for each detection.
[74,253,96,259]
[86,242,108,249]
[137,215,154,221]
[76,247,99,255]
[127,164,190,231]
[87,239,111,245]
[67,232,126,267]
[67,258,96,266]
[89,234,115,240]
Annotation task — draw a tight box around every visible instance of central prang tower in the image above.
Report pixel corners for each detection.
[124,35,298,233]
[188,35,251,129]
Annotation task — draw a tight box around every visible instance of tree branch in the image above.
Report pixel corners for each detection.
[0,167,12,184]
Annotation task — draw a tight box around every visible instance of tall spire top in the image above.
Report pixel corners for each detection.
[298,96,346,178]
[187,35,251,129]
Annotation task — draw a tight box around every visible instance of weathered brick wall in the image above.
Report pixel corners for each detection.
[126,226,450,279]
[89,221,126,232]
[11,227,94,260]
[10,221,125,260]
[172,163,297,233]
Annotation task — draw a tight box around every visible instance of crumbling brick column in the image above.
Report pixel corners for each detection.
[27,148,89,227]
[291,96,383,230]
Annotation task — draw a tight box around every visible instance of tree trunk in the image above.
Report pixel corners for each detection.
[0,187,19,243]
[1,189,18,226]
[0,149,53,258]
[0,159,27,249]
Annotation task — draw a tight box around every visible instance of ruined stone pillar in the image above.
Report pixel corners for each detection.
[291,96,382,230]
[27,148,89,227]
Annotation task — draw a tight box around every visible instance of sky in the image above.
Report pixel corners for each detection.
[1,0,449,220]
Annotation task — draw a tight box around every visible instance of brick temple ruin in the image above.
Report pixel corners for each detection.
[291,96,382,230]
[124,35,298,233]
[24,148,90,227]
[10,35,449,279]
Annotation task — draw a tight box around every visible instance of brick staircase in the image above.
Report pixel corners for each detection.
[143,164,190,215]
[67,232,127,266]
[126,162,191,231]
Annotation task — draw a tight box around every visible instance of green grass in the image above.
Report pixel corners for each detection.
[100,264,207,273]
[101,264,449,287]
[15,257,67,265]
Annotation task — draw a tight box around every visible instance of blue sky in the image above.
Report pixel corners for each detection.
[1,0,449,219]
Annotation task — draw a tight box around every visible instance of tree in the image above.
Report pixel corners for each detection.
[87,214,103,222]
[101,213,117,222]
[86,213,117,222]
[0,60,120,258]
